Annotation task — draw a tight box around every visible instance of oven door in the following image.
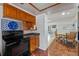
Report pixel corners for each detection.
[2,31,23,56]
[2,31,23,45]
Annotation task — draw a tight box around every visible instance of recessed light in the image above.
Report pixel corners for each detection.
[62,12,65,15]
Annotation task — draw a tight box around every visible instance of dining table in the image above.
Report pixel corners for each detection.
[56,32,77,48]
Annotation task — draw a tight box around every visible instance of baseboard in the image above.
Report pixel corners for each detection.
[48,37,55,47]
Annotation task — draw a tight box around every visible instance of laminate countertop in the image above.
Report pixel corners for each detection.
[23,33,40,38]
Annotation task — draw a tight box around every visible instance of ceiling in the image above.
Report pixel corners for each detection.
[30,3,56,10]
[48,8,77,24]
[10,3,76,16]
[10,3,61,15]
[28,3,59,11]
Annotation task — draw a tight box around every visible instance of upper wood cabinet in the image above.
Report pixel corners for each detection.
[16,9,26,21]
[3,3,36,30]
[3,3,17,19]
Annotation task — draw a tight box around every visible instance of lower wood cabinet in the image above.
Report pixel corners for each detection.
[35,36,39,48]
[29,35,39,53]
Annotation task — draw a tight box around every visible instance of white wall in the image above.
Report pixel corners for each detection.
[48,9,77,34]
[0,6,3,55]
[0,18,3,55]
[36,13,48,50]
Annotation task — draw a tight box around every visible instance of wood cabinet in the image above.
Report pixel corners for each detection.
[23,21,32,30]
[23,21,28,30]
[3,3,36,30]
[35,35,39,48]
[16,9,27,21]
[30,36,36,53]
[3,3,17,19]
[29,35,39,53]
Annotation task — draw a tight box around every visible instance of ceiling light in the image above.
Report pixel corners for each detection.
[62,12,65,15]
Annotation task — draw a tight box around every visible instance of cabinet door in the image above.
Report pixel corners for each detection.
[16,8,21,20]
[35,36,39,49]
[33,16,36,25]
[23,21,27,30]
[31,16,36,28]
[23,21,32,30]
[11,7,17,19]
[30,36,36,53]
[3,4,17,19]
[3,4,9,17]
[25,12,28,21]
[30,35,39,53]
[21,11,26,21]
[26,14,31,22]
[17,9,26,21]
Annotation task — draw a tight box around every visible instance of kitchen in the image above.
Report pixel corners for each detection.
[0,3,41,56]
[0,3,79,56]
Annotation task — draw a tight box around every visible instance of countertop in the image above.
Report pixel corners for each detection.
[23,33,40,38]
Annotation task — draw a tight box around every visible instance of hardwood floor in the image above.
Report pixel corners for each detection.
[31,48,48,56]
[48,39,78,56]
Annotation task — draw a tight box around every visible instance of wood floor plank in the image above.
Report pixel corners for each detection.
[48,39,78,56]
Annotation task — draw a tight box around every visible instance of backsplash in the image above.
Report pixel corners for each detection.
[1,19,23,31]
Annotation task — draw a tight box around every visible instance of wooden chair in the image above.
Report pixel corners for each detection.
[66,32,76,42]
[66,32,77,46]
